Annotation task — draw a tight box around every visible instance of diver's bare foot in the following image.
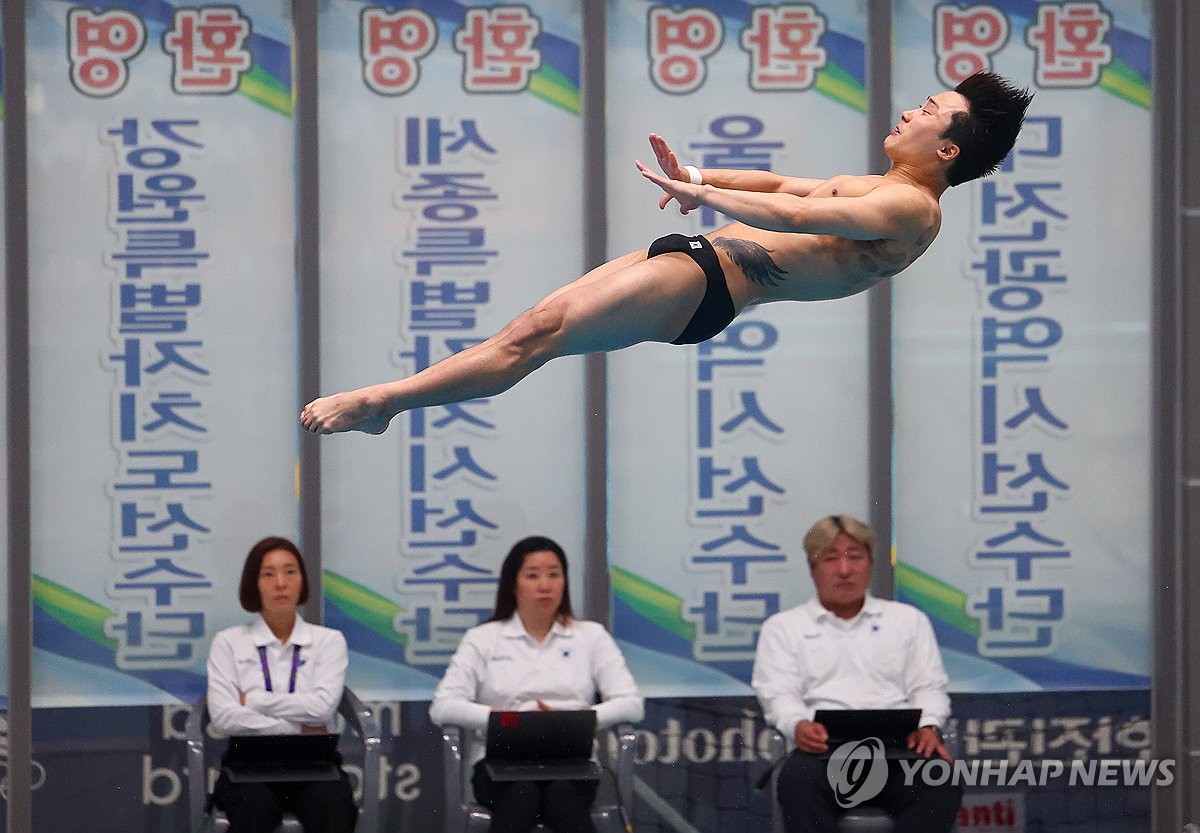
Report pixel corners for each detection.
[300,388,393,435]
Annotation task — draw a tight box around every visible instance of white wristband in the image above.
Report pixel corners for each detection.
[683,165,704,185]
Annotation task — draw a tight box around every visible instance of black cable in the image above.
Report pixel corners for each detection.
[755,753,787,791]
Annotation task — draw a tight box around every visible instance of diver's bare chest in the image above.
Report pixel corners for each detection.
[808,174,886,199]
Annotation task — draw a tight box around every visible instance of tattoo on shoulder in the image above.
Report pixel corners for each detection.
[712,237,788,287]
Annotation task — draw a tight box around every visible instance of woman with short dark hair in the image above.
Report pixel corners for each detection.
[206,536,357,833]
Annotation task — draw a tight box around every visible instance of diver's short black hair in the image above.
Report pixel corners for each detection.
[942,72,1035,186]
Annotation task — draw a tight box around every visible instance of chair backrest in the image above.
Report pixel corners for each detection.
[440,723,636,833]
[186,688,382,833]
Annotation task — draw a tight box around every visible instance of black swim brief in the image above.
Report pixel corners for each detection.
[647,233,736,345]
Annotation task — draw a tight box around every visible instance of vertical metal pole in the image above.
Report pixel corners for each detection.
[866,0,894,598]
[581,1,610,624]
[4,0,34,829]
[1152,0,1192,829]
[1178,0,1200,823]
[294,0,323,622]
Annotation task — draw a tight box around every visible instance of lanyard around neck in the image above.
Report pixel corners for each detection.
[257,644,301,693]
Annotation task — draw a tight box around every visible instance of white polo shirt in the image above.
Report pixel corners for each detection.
[207,613,347,735]
[429,613,644,764]
[751,595,951,745]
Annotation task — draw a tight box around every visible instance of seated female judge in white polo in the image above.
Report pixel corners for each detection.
[430,535,644,833]
[206,536,357,833]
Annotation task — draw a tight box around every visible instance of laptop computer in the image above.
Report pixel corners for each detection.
[222,733,342,783]
[814,708,924,759]
[483,709,602,782]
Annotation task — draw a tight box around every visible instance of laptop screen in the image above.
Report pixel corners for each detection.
[485,710,597,763]
[813,708,922,744]
[223,733,340,772]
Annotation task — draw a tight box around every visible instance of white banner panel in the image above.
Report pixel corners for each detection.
[605,0,871,696]
[27,0,299,706]
[317,1,588,699]
[891,0,1152,691]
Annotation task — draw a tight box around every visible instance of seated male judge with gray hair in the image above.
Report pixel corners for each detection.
[752,514,962,833]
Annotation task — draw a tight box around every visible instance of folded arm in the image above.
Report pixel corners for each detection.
[207,634,299,735]
[244,633,346,727]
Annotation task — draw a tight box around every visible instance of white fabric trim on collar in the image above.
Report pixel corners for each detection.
[806,593,883,623]
[502,612,575,639]
[251,611,311,646]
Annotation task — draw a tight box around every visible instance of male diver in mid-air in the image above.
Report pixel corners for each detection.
[301,72,1032,436]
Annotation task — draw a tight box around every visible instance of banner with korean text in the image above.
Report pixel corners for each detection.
[605,1,872,697]
[891,0,1152,691]
[317,1,588,699]
[27,0,300,706]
